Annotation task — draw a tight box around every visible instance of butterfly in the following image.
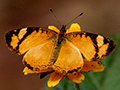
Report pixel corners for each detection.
[5,23,116,75]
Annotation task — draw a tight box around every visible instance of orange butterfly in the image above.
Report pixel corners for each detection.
[5,23,116,87]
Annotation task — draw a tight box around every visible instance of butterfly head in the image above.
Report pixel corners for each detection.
[60,25,66,34]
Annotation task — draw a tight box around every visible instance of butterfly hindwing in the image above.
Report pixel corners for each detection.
[5,27,58,55]
[66,32,116,61]
[53,39,84,74]
[23,38,56,73]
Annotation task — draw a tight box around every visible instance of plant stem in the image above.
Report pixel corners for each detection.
[74,83,80,90]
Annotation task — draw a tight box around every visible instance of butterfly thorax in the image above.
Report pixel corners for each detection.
[51,25,67,64]
[57,25,66,44]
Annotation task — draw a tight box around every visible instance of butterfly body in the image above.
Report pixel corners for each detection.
[51,25,66,63]
[5,23,116,75]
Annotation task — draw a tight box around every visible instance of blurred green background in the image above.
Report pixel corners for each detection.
[0,0,120,90]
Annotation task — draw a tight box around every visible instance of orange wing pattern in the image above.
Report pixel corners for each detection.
[53,39,84,74]
[5,27,58,55]
[23,39,55,73]
[66,32,116,61]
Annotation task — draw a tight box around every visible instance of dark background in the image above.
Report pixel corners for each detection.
[0,0,120,90]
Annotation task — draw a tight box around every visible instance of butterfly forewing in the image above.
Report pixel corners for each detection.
[5,27,58,55]
[66,32,116,61]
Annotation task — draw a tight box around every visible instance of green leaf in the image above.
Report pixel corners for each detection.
[43,33,120,90]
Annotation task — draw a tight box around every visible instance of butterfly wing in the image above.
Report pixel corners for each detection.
[53,39,84,74]
[66,32,116,61]
[23,38,56,73]
[5,27,58,54]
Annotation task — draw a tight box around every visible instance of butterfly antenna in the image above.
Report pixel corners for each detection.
[66,12,83,26]
[50,8,61,28]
